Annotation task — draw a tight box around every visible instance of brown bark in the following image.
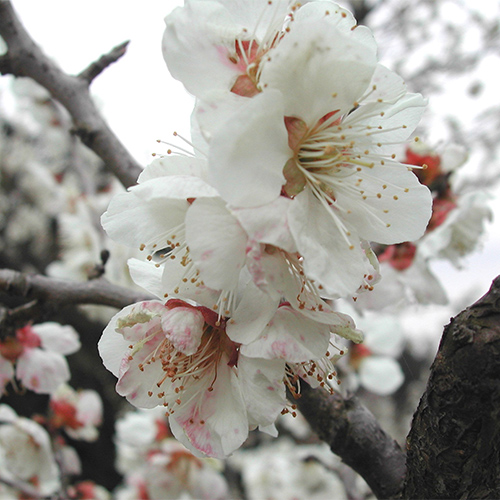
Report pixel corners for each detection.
[403,275,500,499]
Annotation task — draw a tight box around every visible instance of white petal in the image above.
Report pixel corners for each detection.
[260,17,376,123]
[344,93,427,151]
[185,197,248,290]
[170,359,248,458]
[98,301,163,377]
[241,305,330,362]
[163,1,243,97]
[16,349,70,394]
[195,89,249,142]
[33,322,80,355]
[127,258,164,298]
[337,165,432,244]
[288,190,367,298]
[238,355,286,428]
[138,156,208,184]
[208,89,290,207]
[230,196,297,252]
[101,189,187,249]
[215,0,293,40]
[227,280,280,344]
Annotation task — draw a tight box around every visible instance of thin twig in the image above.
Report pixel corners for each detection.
[0,1,142,188]
[78,40,130,84]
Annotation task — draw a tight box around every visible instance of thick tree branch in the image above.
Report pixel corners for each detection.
[293,384,406,499]
[403,275,500,499]
[0,268,154,333]
[0,0,142,188]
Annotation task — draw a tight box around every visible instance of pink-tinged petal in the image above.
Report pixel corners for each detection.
[260,18,376,123]
[161,307,205,355]
[230,197,297,253]
[0,360,14,393]
[358,356,404,396]
[240,305,330,362]
[238,355,286,428]
[288,190,367,298]
[227,279,279,344]
[114,332,175,409]
[208,90,290,207]
[115,302,166,343]
[138,156,208,184]
[76,390,103,427]
[98,301,164,377]
[33,322,80,355]
[185,198,248,290]
[170,359,248,458]
[163,1,244,97]
[337,166,432,244]
[16,349,70,394]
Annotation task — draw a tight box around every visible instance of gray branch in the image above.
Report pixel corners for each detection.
[0,0,142,188]
[293,385,406,499]
[0,268,154,333]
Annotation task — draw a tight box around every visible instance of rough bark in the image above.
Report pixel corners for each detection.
[293,384,406,499]
[403,275,500,499]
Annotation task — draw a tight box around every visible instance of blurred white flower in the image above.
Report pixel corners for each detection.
[0,322,80,395]
[0,405,60,496]
[49,384,103,441]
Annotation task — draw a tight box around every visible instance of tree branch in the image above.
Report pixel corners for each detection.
[402,275,500,499]
[0,1,142,188]
[293,384,406,499]
[0,268,154,333]
[78,40,130,84]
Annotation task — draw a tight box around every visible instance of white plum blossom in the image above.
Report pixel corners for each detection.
[229,437,348,500]
[99,299,288,458]
[0,405,60,496]
[419,191,493,267]
[345,313,405,396]
[49,384,103,441]
[102,156,366,330]
[194,5,432,297]
[163,0,312,98]
[114,408,229,500]
[0,322,80,395]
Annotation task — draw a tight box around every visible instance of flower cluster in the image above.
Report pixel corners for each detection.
[356,140,492,310]
[99,0,432,458]
[114,408,229,499]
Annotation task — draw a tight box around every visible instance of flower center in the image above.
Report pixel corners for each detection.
[137,321,238,417]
